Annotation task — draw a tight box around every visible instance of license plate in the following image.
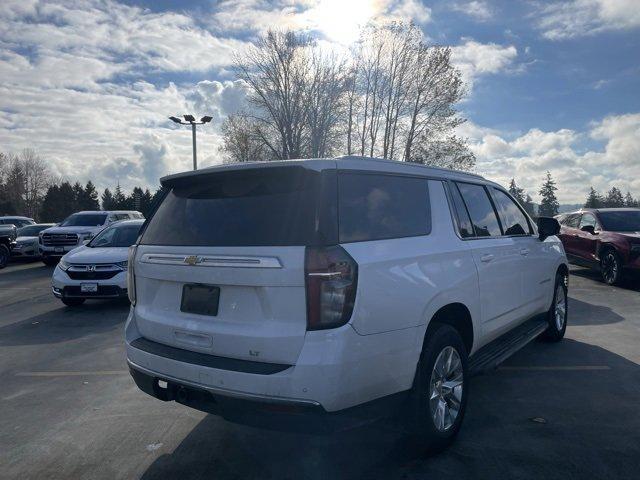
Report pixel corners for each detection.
[80,283,98,293]
[181,284,220,316]
[55,247,64,253]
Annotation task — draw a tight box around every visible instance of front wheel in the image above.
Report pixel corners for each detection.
[404,324,469,452]
[62,298,85,307]
[0,244,9,269]
[600,250,623,285]
[541,273,567,342]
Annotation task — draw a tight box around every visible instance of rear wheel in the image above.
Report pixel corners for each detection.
[600,249,622,285]
[0,244,9,269]
[404,324,468,452]
[62,298,85,307]
[541,273,567,342]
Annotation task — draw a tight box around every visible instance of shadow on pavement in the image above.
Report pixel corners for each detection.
[140,339,640,480]
[0,300,130,346]
[568,298,625,326]
[570,266,640,292]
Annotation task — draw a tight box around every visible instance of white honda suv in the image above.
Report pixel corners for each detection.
[126,157,568,449]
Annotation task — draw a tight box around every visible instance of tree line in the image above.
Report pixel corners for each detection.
[221,23,474,170]
[0,150,160,222]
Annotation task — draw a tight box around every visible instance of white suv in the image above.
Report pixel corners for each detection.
[126,157,568,449]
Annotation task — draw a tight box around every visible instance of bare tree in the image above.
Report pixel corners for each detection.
[234,31,311,159]
[20,149,52,218]
[219,114,270,163]
[409,135,475,171]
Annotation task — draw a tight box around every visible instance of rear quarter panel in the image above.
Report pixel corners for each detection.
[342,180,480,348]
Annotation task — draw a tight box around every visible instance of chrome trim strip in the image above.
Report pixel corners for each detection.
[139,253,282,269]
[127,359,320,407]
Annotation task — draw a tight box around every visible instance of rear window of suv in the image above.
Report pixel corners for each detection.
[141,167,335,247]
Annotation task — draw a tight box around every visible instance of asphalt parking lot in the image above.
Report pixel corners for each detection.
[1,262,639,480]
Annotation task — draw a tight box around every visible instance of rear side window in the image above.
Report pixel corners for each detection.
[448,183,474,238]
[455,182,502,237]
[491,188,532,235]
[338,173,430,242]
[141,167,335,247]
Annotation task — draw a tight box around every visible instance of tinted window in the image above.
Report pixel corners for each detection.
[338,173,429,243]
[142,167,331,246]
[61,213,107,227]
[598,211,640,232]
[579,213,597,229]
[90,223,142,248]
[456,182,502,237]
[492,189,531,235]
[449,183,474,238]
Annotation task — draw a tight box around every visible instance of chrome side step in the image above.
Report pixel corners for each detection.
[469,316,548,376]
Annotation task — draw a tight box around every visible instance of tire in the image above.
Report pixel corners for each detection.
[404,324,469,452]
[0,244,9,269]
[600,249,623,285]
[43,257,59,267]
[541,273,567,342]
[62,298,85,307]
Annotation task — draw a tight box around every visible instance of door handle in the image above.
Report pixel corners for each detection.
[520,248,530,256]
[480,254,494,263]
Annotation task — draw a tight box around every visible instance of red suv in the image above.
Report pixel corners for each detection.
[557,208,640,285]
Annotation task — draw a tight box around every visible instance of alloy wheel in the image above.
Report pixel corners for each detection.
[429,346,464,432]
[554,283,566,330]
[601,253,618,284]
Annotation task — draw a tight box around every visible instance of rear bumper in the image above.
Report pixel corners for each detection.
[125,309,420,414]
[128,359,408,433]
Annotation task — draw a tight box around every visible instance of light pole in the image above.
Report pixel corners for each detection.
[169,115,213,170]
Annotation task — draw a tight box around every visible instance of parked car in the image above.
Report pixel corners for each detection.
[557,207,640,285]
[0,224,17,269]
[125,157,567,450]
[52,219,144,306]
[40,210,143,266]
[12,224,56,259]
[0,216,35,228]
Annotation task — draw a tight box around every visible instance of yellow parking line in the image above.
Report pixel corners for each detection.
[498,366,610,371]
[16,370,129,377]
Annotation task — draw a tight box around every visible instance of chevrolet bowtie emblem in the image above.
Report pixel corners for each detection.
[184,255,200,266]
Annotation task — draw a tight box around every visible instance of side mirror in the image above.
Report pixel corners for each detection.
[580,225,596,235]
[537,217,560,241]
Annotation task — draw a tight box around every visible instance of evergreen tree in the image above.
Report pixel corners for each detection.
[83,181,100,210]
[140,189,153,217]
[508,178,526,203]
[604,187,624,208]
[538,171,559,217]
[101,188,114,210]
[129,186,144,211]
[39,184,61,222]
[523,194,536,218]
[112,184,127,209]
[584,187,602,208]
[71,182,85,211]
[58,181,78,220]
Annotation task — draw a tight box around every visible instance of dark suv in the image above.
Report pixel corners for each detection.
[557,208,640,284]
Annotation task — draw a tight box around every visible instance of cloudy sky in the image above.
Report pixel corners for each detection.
[1,0,639,203]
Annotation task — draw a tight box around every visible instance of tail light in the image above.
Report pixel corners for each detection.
[305,246,358,330]
[127,245,137,305]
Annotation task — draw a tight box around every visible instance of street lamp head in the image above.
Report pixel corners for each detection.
[183,114,196,122]
[200,116,213,123]
[169,116,183,124]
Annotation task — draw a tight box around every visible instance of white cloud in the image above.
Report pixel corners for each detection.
[451,39,518,90]
[536,0,640,40]
[465,113,640,203]
[452,1,493,22]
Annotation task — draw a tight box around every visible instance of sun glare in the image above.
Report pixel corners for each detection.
[308,0,378,44]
